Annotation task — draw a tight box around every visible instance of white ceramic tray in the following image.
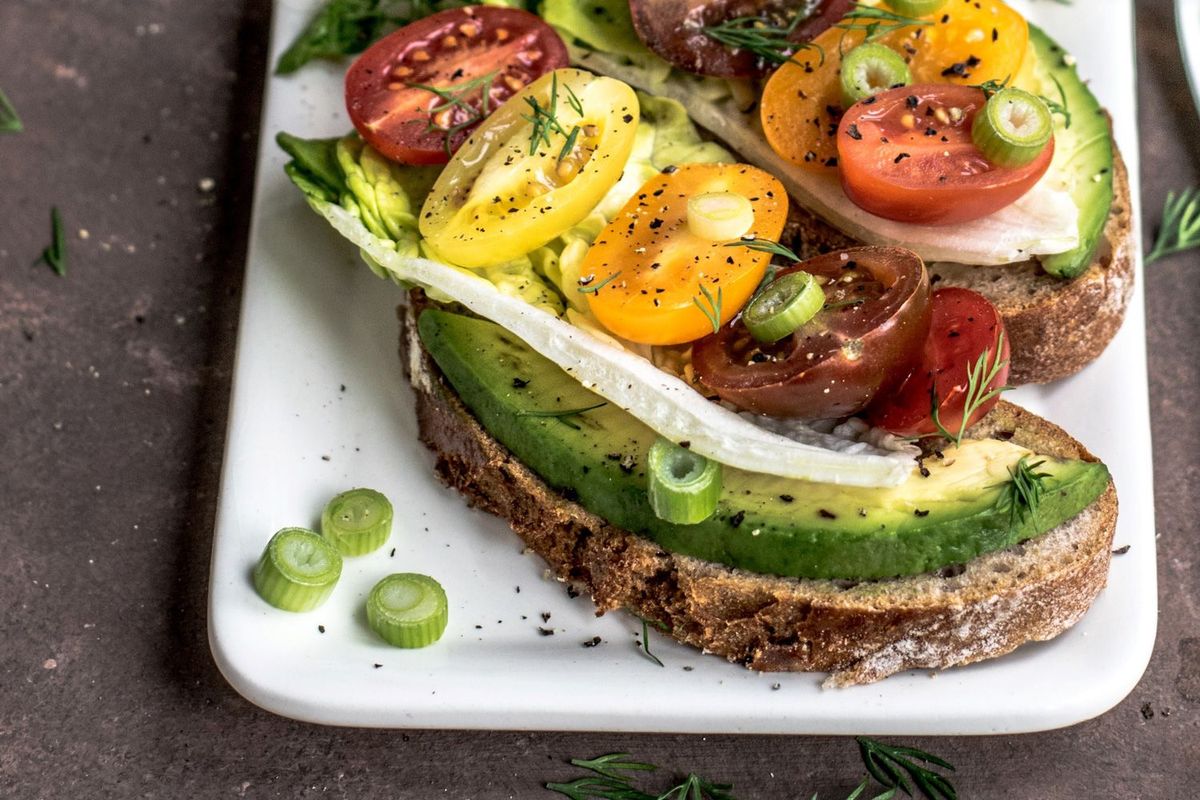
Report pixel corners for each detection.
[208,0,1156,734]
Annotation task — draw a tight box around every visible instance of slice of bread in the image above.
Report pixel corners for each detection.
[783,148,1135,386]
[399,301,1118,687]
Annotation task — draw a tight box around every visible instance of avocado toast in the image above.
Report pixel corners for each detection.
[274,2,1123,685]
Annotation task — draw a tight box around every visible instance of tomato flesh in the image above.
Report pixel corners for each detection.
[692,246,931,418]
[761,0,1028,172]
[837,84,1053,224]
[345,6,567,165]
[866,287,1010,437]
[584,163,788,345]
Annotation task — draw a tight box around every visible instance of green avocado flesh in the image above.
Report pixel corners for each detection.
[418,309,1110,580]
[1025,24,1115,278]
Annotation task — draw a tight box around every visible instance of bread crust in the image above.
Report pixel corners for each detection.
[784,146,1136,386]
[399,300,1118,686]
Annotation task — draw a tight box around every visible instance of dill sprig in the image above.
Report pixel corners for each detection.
[994,456,1053,527]
[856,738,957,800]
[637,617,666,668]
[929,331,1011,447]
[724,235,802,262]
[38,207,67,277]
[407,70,497,157]
[523,72,584,162]
[1042,73,1071,129]
[1147,187,1200,264]
[568,754,658,782]
[835,4,932,43]
[701,12,825,67]
[577,270,622,294]
[969,76,1011,99]
[693,283,724,334]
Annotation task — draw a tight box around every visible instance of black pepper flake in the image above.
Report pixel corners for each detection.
[925,127,938,136]
[779,494,794,503]
[846,123,863,140]
[823,156,839,167]
[566,585,580,599]
[905,95,920,109]
[818,509,837,520]
[318,625,325,634]
[512,377,529,388]
[583,636,602,648]
[389,547,396,557]
[1112,545,1131,555]
[914,509,930,518]
[863,95,877,105]
[622,113,633,123]
[662,165,678,174]
[679,441,691,448]
[893,153,911,164]
[619,454,637,474]
[729,510,746,528]
[538,627,555,636]
[648,218,664,230]
[992,27,998,42]
[373,663,382,669]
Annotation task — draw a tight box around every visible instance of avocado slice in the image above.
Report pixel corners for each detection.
[418,309,1110,580]
[1023,24,1115,279]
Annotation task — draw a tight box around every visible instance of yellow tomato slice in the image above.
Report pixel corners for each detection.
[584,163,787,346]
[419,69,639,267]
[761,0,1028,171]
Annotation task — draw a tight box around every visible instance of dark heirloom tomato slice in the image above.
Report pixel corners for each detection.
[867,287,1011,437]
[345,6,567,165]
[629,0,852,78]
[693,246,931,419]
[836,84,1054,225]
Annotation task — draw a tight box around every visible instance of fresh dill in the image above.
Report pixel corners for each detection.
[0,88,21,133]
[969,76,1011,99]
[638,617,665,668]
[516,401,607,430]
[693,283,724,334]
[523,72,584,162]
[38,207,67,277]
[856,738,957,800]
[1147,187,1200,264]
[701,12,825,67]
[835,4,932,43]
[546,740,956,800]
[1042,73,1072,129]
[724,235,802,262]
[407,70,497,157]
[928,331,1011,447]
[577,270,622,294]
[994,456,1053,527]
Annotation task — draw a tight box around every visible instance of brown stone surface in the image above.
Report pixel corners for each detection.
[0,1,1196,797]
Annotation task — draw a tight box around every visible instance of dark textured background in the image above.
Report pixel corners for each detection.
[1,1,1197,797]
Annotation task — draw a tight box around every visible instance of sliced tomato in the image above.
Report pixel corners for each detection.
[692,246,930,418]
[629,0,853,77]
[345,6,568,165]
[837,84,1053,224]
[761,0,1028,172]
[866,287,1010,437]
[583,164,788,345]
[419,69,639,268]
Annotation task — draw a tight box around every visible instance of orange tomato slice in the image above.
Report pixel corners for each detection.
[761,0,1028,172]
[584,164,787,346]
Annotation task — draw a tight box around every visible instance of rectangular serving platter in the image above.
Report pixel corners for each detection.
[208,0,1156,734]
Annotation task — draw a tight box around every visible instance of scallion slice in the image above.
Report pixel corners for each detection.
[687,191,755,241]
[839,43,912,108]
[885,0,947,15]
[321,487,393,556]
[742,271,825,343]
[971,87,1053,168]
[647,438,722,525]
[252,528,342,612]
[366,573,449,648]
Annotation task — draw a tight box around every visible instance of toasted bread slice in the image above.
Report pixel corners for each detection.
[783,148,1135,386]
[399,301,1118,687]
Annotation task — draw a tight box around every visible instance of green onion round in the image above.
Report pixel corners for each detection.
[253,527,342,612]
[971,87,1053,168]
[366,573,449,648]
[885,0,947,16]
[840,43,912,108]
[743,271,825,343]
[647,438,722,525]
[321,487,394,556]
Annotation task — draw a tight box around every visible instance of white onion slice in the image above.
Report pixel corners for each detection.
[320,204,914,488]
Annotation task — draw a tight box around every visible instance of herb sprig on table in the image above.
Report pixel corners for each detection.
[547,739,957,799]
[38,207,67,277]
[0,87,21,133]
[1147,187,1200,264]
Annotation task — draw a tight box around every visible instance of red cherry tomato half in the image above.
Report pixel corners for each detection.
[836,84,1054,225]
[866,287,1011,438]
[345,6,568,165]
[692,246,931,419]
